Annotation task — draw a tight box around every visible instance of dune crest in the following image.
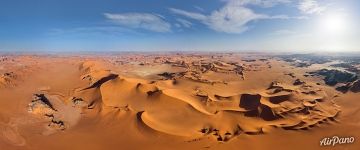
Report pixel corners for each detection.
[33,60,339,142]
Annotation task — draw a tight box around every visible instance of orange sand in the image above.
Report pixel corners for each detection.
[0,53,359,150]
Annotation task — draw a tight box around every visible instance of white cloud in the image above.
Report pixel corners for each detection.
[170,0,300,34]
[170,6,264,33]
[222,0,290,7]
[194,6,205,12]
[270,14,308,19]
[104,13,171,33]
[176,18,193,28]
[169,8,207,20]
[298,0,326,14]
[206,5,266,33]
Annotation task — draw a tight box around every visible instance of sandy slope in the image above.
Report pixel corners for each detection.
[0,53,359,150]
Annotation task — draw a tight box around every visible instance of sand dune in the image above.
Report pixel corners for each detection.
[60,59,341,142]
[0,53,359,150]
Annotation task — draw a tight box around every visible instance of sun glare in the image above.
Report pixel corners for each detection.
[314,11,354,52]
[318,12,348,35]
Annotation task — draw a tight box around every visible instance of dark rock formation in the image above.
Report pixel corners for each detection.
[309,69,357,86]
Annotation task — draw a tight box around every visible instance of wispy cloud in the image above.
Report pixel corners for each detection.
[206,5,266,33]
[104,13,171,33]
[269,15,308,19]
[170,0,301,34]
[47,26,142,37]
[169,8,207,20]
[298,0,326,15]
[222,0,290,7]
[194,6,205,12]
[169,7,263,33]
[176,18,193,28]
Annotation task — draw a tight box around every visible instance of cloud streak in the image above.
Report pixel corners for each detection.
[169,8,207,20]
[104,13,171,33]
[169,7,264,33]
[47,26,139,36]
[170,0,302,34]
[222,0,290,7]
[176,18,193,28]
[298,0,326,14]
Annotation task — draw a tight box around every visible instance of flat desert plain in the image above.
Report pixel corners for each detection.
[0,52,359,150]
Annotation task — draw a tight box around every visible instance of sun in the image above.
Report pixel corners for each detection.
[318,12,348,35]
[314,11,354,52]
[323,14,345,32]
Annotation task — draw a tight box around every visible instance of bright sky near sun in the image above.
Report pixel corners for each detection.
[0,0,359,52]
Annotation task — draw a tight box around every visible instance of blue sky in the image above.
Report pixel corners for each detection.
[0,0,359,52]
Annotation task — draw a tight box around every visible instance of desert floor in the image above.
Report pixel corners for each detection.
[0,52,359,150]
